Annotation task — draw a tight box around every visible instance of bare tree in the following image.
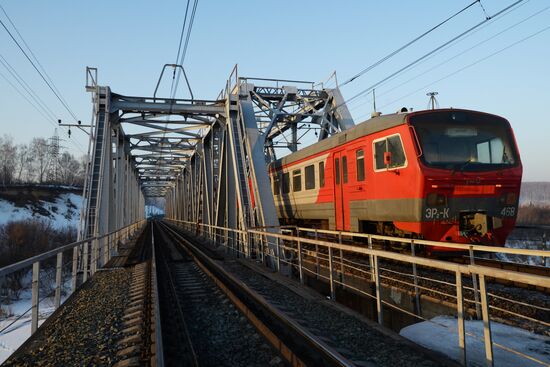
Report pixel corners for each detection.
[30,137,50,183]
[16,143,33,182]
[0,135,17,186]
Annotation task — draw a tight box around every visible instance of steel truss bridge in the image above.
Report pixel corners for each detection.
[79,65,354,264]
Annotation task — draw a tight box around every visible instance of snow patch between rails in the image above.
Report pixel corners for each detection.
[400,316,550,367]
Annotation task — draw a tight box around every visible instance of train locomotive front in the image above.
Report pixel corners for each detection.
[269,109,522,249]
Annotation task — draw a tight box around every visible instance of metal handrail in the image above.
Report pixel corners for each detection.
[165,218,550,367]
[0,220,146,277]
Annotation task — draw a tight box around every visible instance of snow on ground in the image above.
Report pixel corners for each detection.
[400,316,550,367]
[501,240,549,267]
[0,293,60,364]
[0,192,81,229]
[0,278,70,364]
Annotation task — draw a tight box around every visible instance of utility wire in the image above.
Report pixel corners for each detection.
[169,0,192,98]
[0,16,80,122]
[349,3,548,114]
[0,54,58,122]
[172,0,199,98]
[364,23,550,119]
[0,4,73,114]
[340,0,481,87]
[335,0,526,111]
[0,68,58,126]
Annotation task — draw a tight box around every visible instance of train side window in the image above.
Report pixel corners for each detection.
[387,136,406,167]
[273,175,280,195]
[282,172,290,194]
[319,161,325,187]
[374,141,386,170]
[374,134,407,171]
[335,158,340,184]
[305,165,315,190]
[293,169,302,192]
[356,149,365,181]
[342,156,348,183]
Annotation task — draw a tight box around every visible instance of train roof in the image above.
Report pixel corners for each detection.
[271,108,508,168]
[272,111,408,168]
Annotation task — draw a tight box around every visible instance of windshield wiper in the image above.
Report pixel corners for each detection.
[451,159,473,175]
[459,158,473,171]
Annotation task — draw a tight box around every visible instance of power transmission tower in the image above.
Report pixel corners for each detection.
[47,128,66,183]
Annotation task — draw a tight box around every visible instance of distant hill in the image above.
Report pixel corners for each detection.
[0,185,82,228]
[520,182,550,206]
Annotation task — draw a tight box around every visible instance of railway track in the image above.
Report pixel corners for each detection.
[154,221,357,367]
[162,221,457,367]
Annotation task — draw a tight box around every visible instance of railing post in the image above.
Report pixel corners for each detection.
[71,245,78,292]
[456,271,467,366]
[297,238,304,285]
[83,240,89,282]
[328,246,335,300]
[368,235,374,282]
[373,255,383,324]
[276,237,281,273]
[479,274,494,367]
[54,252,63,309]
[469,246,482,319]
[314,229,320,279]
[411,240,420,314]
[31,261,40,334]
[338,232,345,288]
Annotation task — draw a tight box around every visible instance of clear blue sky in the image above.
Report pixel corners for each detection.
[1,0,549,181]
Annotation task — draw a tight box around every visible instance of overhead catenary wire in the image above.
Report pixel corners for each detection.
[0,15,80,123]
[172,0,199,99]
[340,0,482,87]
[169,0,192,98]
[0,4,73,114]
[335,0,526,112]
[349,3,549,115]
[0,53,58,122]
[377,23,550,113]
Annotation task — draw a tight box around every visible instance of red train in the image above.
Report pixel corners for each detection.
[268,109,522,248]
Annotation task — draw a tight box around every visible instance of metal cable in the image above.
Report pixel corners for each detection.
[340,0,481,87]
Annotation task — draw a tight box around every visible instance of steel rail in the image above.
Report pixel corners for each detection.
[158,221,355,367]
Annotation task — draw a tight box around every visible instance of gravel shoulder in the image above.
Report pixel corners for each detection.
[3,269,132,366]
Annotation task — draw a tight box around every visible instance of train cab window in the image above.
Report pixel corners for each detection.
[319,161,325,187]
[342,156,348,183]
[293,169,302,192]
[305,165,315,190]
[335,158,340,184]
[273,175,280,195]
[374,134,406,171]
[356,149,365,181]
[282,172,290,194]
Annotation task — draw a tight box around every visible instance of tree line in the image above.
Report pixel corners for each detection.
[0,134,86,187]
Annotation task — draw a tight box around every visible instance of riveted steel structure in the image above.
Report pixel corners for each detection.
[80,65,353,267]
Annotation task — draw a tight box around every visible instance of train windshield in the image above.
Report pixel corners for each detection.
[410,111,518,171]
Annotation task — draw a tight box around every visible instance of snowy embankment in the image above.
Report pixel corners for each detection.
[0,192,81,229]
[0,188,81,363]
[400,316,550,367]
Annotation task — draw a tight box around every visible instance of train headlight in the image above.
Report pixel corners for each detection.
[427,192,447,206]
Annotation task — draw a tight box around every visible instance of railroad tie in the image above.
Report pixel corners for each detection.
[114,262,152,367]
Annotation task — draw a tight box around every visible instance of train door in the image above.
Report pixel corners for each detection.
[333,151,348,230]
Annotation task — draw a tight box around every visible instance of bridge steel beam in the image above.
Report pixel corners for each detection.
[85,66,352,271]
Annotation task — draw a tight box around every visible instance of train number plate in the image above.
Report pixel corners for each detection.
[500,207,516,217]
[425,207,450,220]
